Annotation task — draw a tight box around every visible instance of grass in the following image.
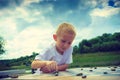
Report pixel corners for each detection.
[11,65,31,70]
[9,51,120,70]
[69,51,120,68]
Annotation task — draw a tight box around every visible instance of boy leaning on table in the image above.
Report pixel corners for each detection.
[31,22,76,73]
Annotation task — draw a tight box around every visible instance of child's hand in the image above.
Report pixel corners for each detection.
[41,61,58,73]
[46,61,58,71]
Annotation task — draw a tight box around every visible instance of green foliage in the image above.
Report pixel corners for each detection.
[0,52,38,70]
[74,32,120,54]
[73,45,78,54]
[0,36,5,55]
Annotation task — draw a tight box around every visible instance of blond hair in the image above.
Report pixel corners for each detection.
[56,23,76,37]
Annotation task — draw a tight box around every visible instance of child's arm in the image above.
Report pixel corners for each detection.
[58,64,69,71]
[31,60,58,71]
[31,60,46,69]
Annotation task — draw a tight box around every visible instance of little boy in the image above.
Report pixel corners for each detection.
[31,23,76,73]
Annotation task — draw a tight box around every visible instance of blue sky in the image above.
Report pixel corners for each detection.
[0,0,120,59]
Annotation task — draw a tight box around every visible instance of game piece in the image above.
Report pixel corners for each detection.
[9,74,18,78]
[94,67,97,69]
[89,70,93,72]
[111,68,116,71]
[53,71,59,76]
[76,73,83,76]
[82,75,87,78]
[81,68,83,70]
[114,66,117,68]
[103,72,108,74]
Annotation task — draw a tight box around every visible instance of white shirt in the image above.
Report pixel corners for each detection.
[35,43,73,65]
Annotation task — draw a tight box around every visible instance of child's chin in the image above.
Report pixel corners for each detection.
[61,49,66,52]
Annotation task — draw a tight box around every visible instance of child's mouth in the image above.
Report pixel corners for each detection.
[62,48,66,51]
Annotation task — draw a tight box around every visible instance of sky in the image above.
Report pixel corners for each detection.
[0,0,120,60]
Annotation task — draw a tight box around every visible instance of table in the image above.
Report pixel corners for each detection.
[6,66,120,80]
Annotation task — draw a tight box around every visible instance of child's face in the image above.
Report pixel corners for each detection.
[54,32,75,54]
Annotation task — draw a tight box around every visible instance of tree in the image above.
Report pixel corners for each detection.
[102,33,112,42]
[73,45,78,54]
[0,36,5,55]
[78,39,92,53]
[112,32,120,42]
[76,32,120,53]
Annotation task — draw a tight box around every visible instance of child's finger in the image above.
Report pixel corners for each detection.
[53,62,57,70]
[49,63,54,71]
[46,61,58,72]
[41,66,51,73]
[51,62,58,71]
[55,64,58,71]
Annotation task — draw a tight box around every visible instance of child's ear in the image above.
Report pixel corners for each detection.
[53,34,57,41]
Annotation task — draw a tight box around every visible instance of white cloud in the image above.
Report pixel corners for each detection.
[1,24,54,59]
[0,2,55,59]
[114,0,120,7]
[85,0,98,8]
[88,6,120,40]
[16,7,29,17]
[77,28,93,39]
[74,27,93,45]
[90,7,120,17]
[15,7,40,23]
[22,0,40,6]
[0,18,18,40]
